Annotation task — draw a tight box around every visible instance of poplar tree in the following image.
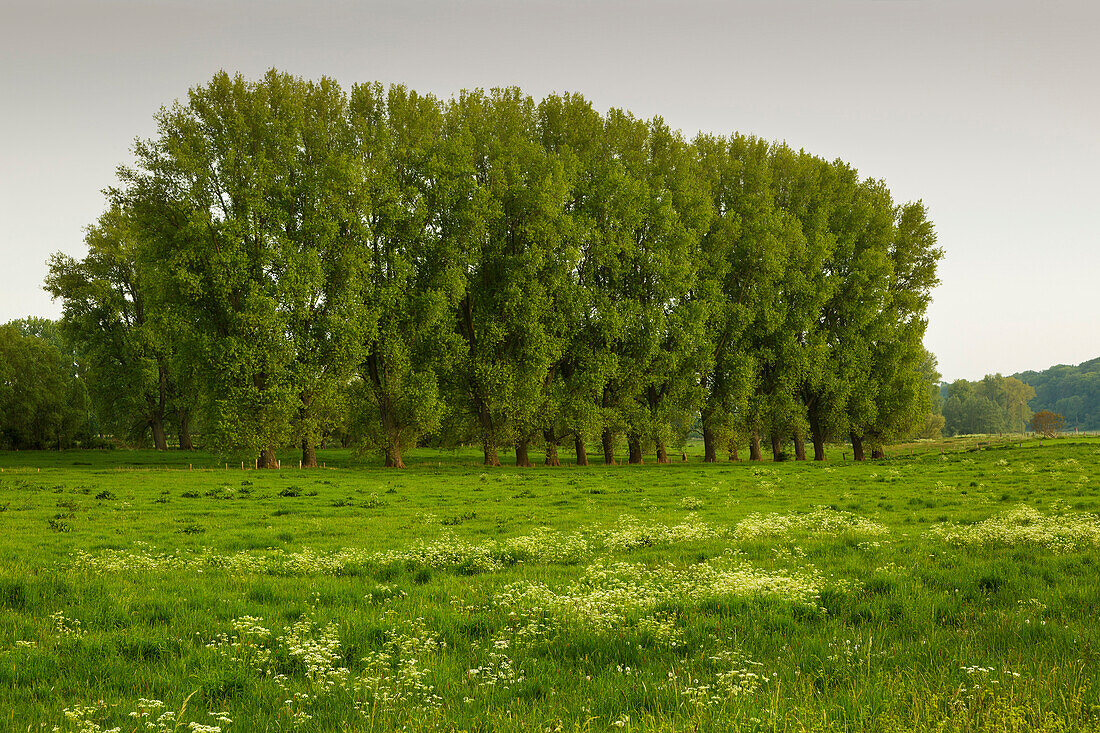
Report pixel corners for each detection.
[443,88,573,466]
[122,71,369,466]
[46,206,181,449]
[345,84,462,467]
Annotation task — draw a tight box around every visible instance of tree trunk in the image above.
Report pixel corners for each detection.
[372,355,407,468]
[151,416,168,451]
[655,439,668,464]
[544,442,560,467]
[871,446,885,460]
[793,429,806,461]
[703,423,717,463]
[771,432,784,462]
[515,439,531,468]
[258,446,278,469]
[728,439,739,462]
[178,411,193,451]
[575,436,589,466]
[543,429,561,466]
[384,442,406,469]
[483,443,501,467]
[808,400,826,461]
[850,432,865,461]
[628,434,644,465]
[301,438,317,468]
[602,429,616,465]
[812,431,826,462]
[749,433,762,461]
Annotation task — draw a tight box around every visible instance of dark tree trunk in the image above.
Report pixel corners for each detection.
[793,429,806,461]
[812,431,826,461]
[258,446,278,469]
[703,423,717,463]
[602,429,616,465]
[178,411,193,451]
[301,438,317,468]
[655,439,669,464]
[515,439,531,468]
[543,429,561,466]
[369,348,407,469]
[728,439,739,462]
[151,416,168,451]
[871,446,885,460]
[850,432,865,461]
[574,436,588,466]
[150,356,169,451]
[771,433,784,462]
[808,400,826,461]
[544,442,560,466]
[749,433,762,461]
[483,443,501,467]
[628,434,644,465]
[384,442,406,469]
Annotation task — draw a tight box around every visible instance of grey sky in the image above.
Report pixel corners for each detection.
[2,0,1096,381]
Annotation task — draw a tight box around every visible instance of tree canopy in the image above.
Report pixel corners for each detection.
[40,70,943,465]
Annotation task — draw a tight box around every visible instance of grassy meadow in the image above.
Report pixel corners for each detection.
[1,438,1099,732]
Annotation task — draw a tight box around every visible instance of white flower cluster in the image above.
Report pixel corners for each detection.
[207,616,273,677]
[635,612,685,648]
[282,614,349,690]
[930,505,1100,552]
[55,701,120,733]
[600,516,720,551]
[358,616,446,710]
[55,697,228,733]
[51,611,85,639]
[467,636,525,690]
[496,555,822,634]
[732,508,889,540]
[69,516,735,578]
[664,648,767,707]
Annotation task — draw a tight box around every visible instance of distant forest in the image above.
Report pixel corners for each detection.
[936,359,1100,436]
[1014,358,1100,431]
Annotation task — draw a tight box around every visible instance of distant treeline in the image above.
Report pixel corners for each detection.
[0,319,89,450]
[19,71,945,465]
[938,375,1035,437]
[936,362,1100,436]
[1014,358,1100,431]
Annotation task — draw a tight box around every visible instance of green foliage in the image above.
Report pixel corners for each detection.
[342,83,462,467]
[0,324,89,449]
[1015,357,1100,431]
[943,375,1036,436]
[121,71,371,462]
[442,88,574,465]
[39,70,944,466]
[45,206,186,449]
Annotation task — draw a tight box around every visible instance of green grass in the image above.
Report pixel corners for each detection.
[1,438,1099,732]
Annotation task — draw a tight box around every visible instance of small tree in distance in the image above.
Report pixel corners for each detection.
[1031,409,1064,438]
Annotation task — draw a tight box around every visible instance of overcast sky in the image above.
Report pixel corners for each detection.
[2,0,1097,381]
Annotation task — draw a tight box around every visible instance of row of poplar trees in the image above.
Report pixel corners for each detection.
[47,70,942,468]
